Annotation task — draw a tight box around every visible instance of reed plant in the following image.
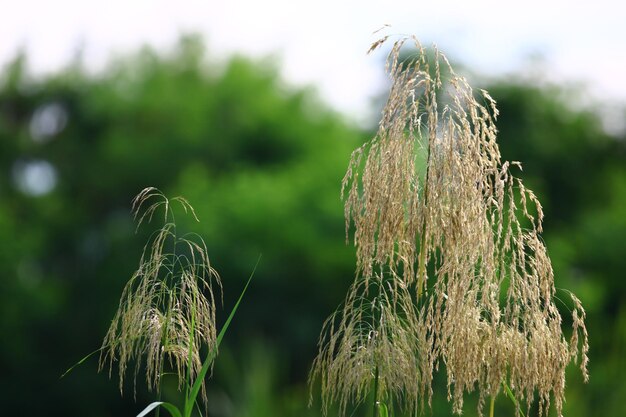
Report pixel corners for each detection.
[310,35,589,417]
[100,188,221,402]
[97,187,256,417]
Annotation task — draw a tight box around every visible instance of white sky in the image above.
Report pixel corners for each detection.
[1,0,625,123]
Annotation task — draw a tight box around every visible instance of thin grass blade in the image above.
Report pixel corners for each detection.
[503,381,526,417]
[60,346,104,379]
[137,402,183,417]
[183,255,261,417]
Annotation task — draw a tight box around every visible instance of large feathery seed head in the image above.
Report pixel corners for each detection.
[312,35,589,417]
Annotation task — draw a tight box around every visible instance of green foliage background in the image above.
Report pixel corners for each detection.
[0,36,624,416]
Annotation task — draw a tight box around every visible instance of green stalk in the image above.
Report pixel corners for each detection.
[372,365,380,417]
[417,117,434,299]
[155,293,174,417]
[416,239,427,298]
[489,395,495,417]
[371,278,384,417]
[185,297,197,400]
[155,352,164,417]
[157,225,179,417]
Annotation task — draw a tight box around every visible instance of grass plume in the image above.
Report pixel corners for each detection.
[311,35,589,417]
[99,187,221,406]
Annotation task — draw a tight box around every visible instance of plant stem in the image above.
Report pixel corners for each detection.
[489,395,495,417]
[372,365,380,417]
[416,238,427,298]
[156,284,177,417]
[185,299,197,400]
[155,370,163,417]
[372,281,383,417]
[417,111,434,299]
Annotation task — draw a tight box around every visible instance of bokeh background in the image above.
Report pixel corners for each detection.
[1,1,625,416]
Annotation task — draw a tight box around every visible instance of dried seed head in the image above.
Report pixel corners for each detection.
[310,276,422,416]
[313,36,589,417]
[100,187,221,405]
